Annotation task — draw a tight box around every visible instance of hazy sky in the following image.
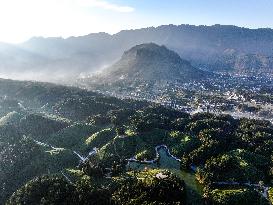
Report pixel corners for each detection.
[1,0,273,43]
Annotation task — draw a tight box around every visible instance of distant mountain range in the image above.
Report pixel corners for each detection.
[1,24,273,81]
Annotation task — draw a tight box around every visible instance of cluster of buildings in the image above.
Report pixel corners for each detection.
[99,74,273,123]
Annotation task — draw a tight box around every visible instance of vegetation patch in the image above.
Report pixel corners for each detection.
[208,188,269,205]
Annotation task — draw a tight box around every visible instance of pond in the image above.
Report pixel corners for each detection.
[126,145,204,199]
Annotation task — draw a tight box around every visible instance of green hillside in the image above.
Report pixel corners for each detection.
[0,79,272,205]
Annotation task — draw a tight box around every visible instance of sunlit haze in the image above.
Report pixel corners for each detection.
[0,0,135,43]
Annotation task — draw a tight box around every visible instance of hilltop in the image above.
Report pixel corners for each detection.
[87,43,207,85]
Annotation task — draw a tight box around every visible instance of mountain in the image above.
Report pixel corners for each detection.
[19,24,273,77]
[87,43,207,85]
[1,24,273,82]
[212,50,273,74]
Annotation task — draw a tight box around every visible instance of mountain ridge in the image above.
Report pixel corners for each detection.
[1,24,273,82]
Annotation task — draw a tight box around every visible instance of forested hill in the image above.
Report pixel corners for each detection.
[0,78,149,120]
[0,78,272,205]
